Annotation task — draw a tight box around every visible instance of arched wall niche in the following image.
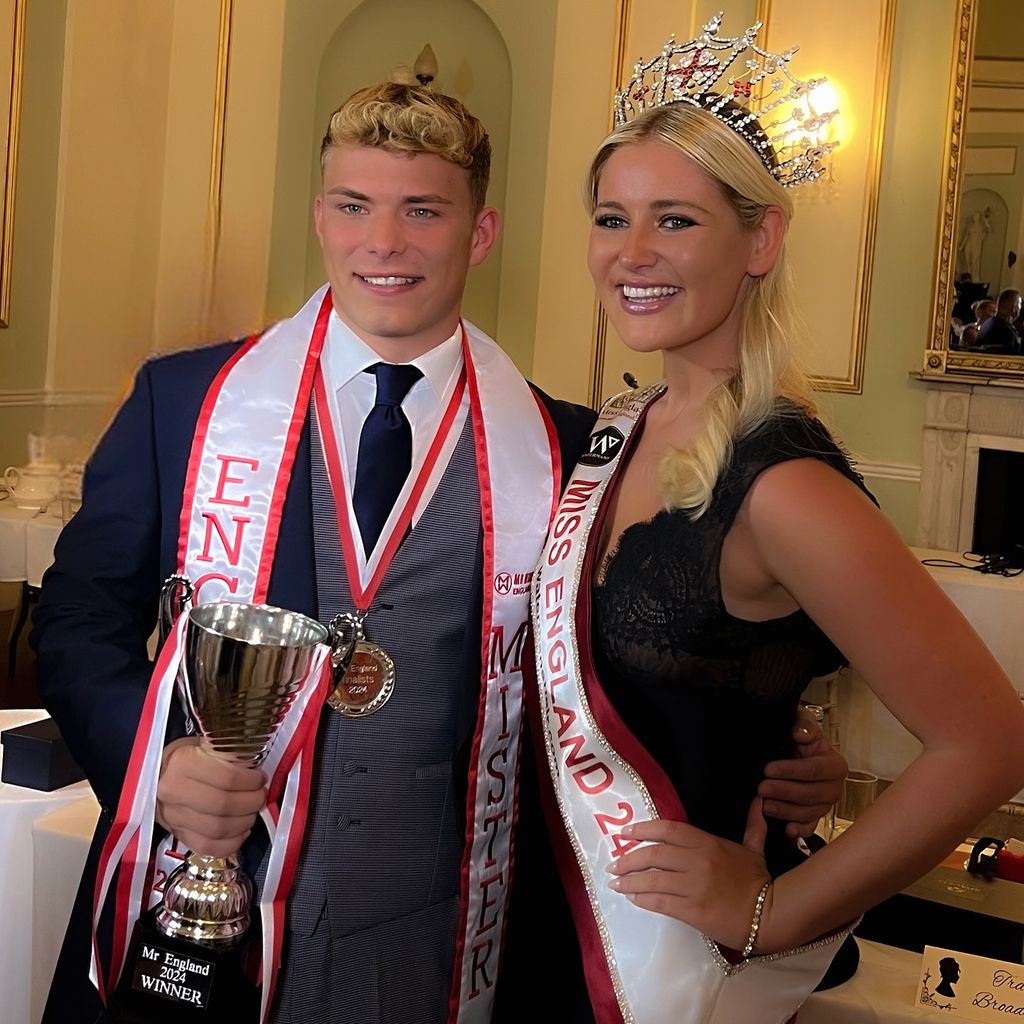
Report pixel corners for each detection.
[266,0,557,372]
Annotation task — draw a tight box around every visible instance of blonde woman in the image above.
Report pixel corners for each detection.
[522,18,1024,1024]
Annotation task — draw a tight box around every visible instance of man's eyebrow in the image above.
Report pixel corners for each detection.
[325,187,371,200]
[322,188,454,206]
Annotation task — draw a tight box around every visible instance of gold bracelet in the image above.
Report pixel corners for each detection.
[742,880,772,959]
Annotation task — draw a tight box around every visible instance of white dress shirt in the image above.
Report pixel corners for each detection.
[319,310,469,588]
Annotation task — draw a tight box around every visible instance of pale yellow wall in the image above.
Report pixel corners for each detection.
[529,0,617,403]
[0,0,67,470]
[821,0,956,540]
[202,2,287,344]
[48,0,175,395]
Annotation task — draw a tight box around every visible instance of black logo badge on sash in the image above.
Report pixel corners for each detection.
[579,427,625,467]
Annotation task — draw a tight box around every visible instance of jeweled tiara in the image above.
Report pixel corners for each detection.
[614,12,838,188]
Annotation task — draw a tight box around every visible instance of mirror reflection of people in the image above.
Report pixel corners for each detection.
[958,297,996,349]
[976,287,1022,354]
[935,956,961,998]
[952,271,980,324]
[505,20,1024,1024]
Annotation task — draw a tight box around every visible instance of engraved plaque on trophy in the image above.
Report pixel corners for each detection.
[109,599,340,1023]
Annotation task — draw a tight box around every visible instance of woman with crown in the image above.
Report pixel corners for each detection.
[518,15,1024,1024]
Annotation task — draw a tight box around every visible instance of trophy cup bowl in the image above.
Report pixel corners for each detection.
[154,601,329,945]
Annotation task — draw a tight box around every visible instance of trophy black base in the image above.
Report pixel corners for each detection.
[108,909,260,1023]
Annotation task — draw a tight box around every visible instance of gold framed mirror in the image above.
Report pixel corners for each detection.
[925,0,1024,380]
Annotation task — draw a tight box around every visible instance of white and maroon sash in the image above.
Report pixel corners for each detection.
[91,285,559,1024]
[531,384,853,1024]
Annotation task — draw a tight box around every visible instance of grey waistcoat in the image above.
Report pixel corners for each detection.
[271,412,482,1024]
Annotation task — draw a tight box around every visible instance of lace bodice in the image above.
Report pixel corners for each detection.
[592,409,872,865]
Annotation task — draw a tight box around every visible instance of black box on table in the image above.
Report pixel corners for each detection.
[0,717,86,791]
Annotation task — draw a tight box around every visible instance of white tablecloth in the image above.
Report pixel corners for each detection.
[912,546,1024,692]
[0,505,62,588]
[0,710,92,1024]
[842,548,1024,796]
[801,938,935,1023]
[31,794,99,1023]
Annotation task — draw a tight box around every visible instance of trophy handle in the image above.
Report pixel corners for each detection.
[327,612,363,682]
[159,574,194,646]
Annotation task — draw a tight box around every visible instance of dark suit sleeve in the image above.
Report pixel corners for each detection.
[529,385,597,491]
[31,363,167,814]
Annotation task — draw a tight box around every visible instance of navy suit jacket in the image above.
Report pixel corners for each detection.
[31,338,595,1023]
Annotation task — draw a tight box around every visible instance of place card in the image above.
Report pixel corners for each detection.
[917,945,1024,1019]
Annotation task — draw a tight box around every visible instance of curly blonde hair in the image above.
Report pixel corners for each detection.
[586,102,818,518]
[321,82,491,212]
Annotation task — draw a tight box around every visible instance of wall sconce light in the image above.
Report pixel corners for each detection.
[794,79,841,185]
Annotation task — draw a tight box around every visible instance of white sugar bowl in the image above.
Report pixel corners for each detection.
[4,461,61,511]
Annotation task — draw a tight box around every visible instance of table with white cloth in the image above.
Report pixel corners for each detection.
[0,709,96,1024]
[30,793,100,1023]
[0,503,63,677]
[0,504,62,589]
[841,546,1024,797]
[801,938,939,1023]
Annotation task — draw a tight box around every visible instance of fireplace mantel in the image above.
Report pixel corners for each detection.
[914,373,1024,550]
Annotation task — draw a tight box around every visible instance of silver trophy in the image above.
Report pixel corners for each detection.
[153,581,350,945]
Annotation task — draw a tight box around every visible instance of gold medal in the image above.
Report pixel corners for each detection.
[326,612,395,717]
[327,639,395,717]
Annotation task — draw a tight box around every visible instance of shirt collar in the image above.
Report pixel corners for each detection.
[324,309,463,402]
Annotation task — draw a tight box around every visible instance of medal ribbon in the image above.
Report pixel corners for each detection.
[530,385,853,1024]
[312,339,467,614]
[92,286,339,1023]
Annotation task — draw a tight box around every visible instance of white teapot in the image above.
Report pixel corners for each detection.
[4,461,61,511]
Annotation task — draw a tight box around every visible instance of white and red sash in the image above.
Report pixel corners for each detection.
[91,284,559,1024]
[531,384,853,1024]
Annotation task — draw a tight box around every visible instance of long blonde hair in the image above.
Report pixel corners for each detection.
[586,103,818,517]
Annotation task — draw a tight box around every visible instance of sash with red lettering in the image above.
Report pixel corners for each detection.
[530,383,854,1024]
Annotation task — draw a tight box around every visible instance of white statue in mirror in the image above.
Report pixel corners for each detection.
[957,207,992,281]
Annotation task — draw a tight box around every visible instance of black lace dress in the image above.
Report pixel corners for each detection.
[495,410,872,1023]
[592,410,871,875]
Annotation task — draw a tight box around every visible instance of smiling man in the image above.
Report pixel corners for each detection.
[33,82,844,1024]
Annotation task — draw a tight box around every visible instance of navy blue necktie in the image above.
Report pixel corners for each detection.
[353,362,423,552]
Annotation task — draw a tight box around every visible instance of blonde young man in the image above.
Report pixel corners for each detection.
[34,83,842,1024]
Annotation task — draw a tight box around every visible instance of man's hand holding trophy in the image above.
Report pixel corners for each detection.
[100,577,358,1024]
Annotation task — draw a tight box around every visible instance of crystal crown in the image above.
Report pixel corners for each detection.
[614,12,838,188]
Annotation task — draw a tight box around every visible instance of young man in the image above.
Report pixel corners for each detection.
[33,83,842,1024]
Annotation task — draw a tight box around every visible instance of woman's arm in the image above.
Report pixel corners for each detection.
[609,458,1024,952]
[737,458,1023,950]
